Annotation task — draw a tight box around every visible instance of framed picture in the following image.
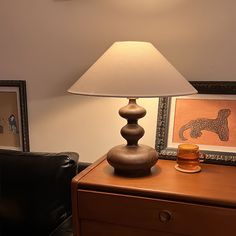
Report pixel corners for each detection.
[0,80,29,151]
[155,81,236,166]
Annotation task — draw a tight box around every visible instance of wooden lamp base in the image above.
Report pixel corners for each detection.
[107,98,158,176]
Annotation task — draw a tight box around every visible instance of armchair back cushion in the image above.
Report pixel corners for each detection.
[0,149,79,235]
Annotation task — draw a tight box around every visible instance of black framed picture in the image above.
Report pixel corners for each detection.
[0,80,29,151]
[155,81,236,166]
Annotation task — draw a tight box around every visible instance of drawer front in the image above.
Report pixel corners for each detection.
[78,190,236,236]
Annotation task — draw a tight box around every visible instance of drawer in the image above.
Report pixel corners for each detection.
[78,190,236,236]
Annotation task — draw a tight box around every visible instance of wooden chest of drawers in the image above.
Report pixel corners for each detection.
[72,156,236,236]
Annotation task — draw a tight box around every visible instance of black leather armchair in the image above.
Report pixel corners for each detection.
[0,149,79,236]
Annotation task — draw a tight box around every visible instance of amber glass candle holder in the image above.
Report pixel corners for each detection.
[175,144,204,173]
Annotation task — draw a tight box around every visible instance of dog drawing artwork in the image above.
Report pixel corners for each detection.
[179,109,231,141]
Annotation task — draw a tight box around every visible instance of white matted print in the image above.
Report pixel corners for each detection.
[0,81,29,151]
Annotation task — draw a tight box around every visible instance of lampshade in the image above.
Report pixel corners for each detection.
[68,41,197,97]
[68,41,197,177]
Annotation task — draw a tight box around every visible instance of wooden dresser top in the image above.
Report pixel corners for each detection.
[74,156,236,208]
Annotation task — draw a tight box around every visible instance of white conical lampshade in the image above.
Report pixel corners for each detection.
[68,41,197,97]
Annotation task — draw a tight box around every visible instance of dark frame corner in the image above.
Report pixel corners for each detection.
[155,81,236,166]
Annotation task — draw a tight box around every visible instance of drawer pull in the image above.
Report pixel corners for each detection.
[159,210,172,223]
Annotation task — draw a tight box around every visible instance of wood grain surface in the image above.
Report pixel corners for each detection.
[76,155,236,207]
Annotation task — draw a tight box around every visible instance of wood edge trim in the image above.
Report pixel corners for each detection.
[72,155,107,183]
[71,155,107,236]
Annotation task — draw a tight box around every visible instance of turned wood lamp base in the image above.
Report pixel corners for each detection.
[107,98,158,176]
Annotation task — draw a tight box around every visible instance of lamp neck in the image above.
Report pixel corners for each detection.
[119,98,146,146]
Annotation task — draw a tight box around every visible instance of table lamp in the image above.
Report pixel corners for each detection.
[68,41,197,176]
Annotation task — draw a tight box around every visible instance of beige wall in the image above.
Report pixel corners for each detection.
[0,0,235,162]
